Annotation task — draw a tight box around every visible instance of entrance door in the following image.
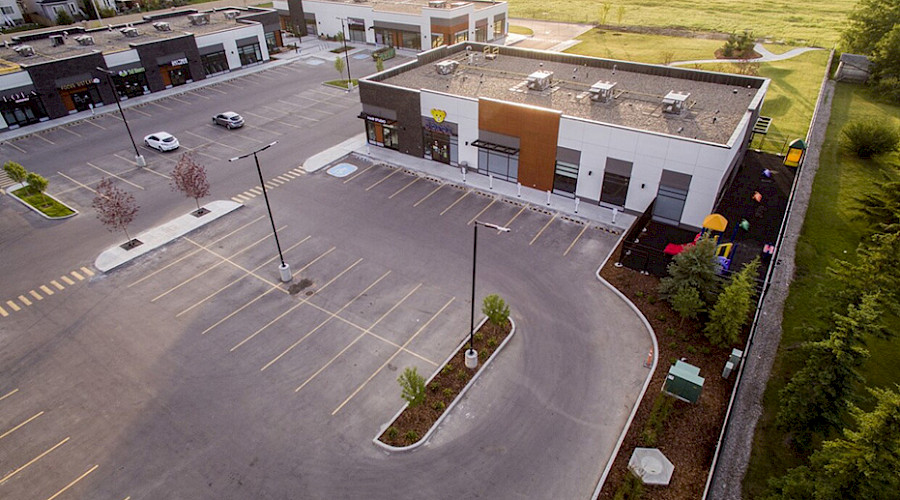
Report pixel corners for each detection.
[600,158,633,207]
[430,134,450,164]
[169,67,188,87]
[652,170,692,225]
[71,90,94,112]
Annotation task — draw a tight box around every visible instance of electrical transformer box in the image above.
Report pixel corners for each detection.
[664,360,704,403]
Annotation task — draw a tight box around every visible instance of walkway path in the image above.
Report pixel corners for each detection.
[670,43,823,66]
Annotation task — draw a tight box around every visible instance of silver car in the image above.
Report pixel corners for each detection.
[143,132,180,152]
[212,111,245,129]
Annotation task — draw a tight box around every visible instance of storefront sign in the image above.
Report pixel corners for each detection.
[170,58,188,66]
[59,80,93,91]
[118,67,146,77]
[2,91,34,103]
[430,108,446,123]
[423,119,453,135]
[365,115,390,124]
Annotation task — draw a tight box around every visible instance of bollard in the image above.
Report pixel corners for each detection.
[612,207,618,224]
[461,166,466,183]
[517,182,522,198]
[574,197,580,214]
[489,174,493,190]
[546,190,551,206]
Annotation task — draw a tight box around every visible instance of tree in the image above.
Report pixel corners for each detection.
[829,232,900,320]
[616,5,625,25]
[334,55,346,83]
[842,0,900,56]
[840,118,900,158]
[55,8,73,26]
[3,161,27,185]
[670,283,703,327]
[767,385,900,499]
[397,367,425,407]
[598,3,611,25]
[92,178,140,246]
[482,294,510,326]
[375,56,384,73]
[776,295,882,444]
[854,180,900,231]
[703,258,760,347]
[170,152,210,212]
[25,172,49,204]
[658,235,720,306]
[872,24,900,80]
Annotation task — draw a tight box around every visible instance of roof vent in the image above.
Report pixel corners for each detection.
[435,59,459,75]
[49,34,64,46]
[13,45,34,57]
[188,13,210,25]
[121,27,140,37]
[153,21,171,31]
[662,91,690,114]
[589,80,616,102]
[74,35,94,45]
[428,0,446,7]
[222,10,240,20]
[526,70,553,91]
[450,2,466,7]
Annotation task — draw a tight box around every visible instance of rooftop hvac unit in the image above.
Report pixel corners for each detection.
[662,91,690,114]
[526,70,553,91]
[188,13,210,26]
[49,34,64,47]
[428,0,446,7]
[435,60,458,75]
[121,27,140,38]
[663,360,704,403]
[589,80,616,102]
[13,45,34,57]
[222,10,239,20]
[152,21,171,31]
[74,35,94,45]
[450,2,466,7]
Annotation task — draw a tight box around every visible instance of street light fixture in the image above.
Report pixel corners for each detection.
[229,142,292,282]
[336,17,353,91]
[466,220,510,369]
[94,67,146,167]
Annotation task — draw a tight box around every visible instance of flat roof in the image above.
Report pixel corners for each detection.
[305,0,502,15]
[0,7,266,66]
[372,43,767,145]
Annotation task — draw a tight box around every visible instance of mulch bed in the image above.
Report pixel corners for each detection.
[378,319,512,447]
[597,243,741,499]
[714,48,762,60]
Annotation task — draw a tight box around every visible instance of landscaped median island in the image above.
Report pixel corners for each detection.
[377,295,513,449]
[4,161,76,219]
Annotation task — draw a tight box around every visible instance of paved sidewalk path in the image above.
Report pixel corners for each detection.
[671,43,823,66]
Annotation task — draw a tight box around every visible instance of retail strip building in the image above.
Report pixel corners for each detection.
[0,7,281,130]
[358,43,769,229]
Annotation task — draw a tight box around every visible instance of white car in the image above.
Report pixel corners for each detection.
[144,132,180,152]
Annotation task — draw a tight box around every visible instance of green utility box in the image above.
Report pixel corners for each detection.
[372,47,396,61]
[664,360,705,403]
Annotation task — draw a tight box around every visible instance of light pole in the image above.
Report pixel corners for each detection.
[229,142,292,282]
[336,17,353,91]
[466,220,510,369]
[94,67,146,167]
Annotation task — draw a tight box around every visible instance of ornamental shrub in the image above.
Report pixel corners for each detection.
[840,118,900,158]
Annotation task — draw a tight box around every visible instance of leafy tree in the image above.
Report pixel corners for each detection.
[872,24,900,80]
[92,178,140,245]
[3,161,27,185]
[55,9,73,26]
[840,118,900,158]
[670,285,703,326]
[334,55,345,82]
[397,367,425,407]
[658,235,720,306]
[375,56,384,73]
[703,258,760,347]
[854,180,900,231]
[829,232,900,320]
[767,385,900,499]
[25,172,49,204]
[170,152,210,212]
[615,5,625,25]
[482,294,510,326]
[598,3,611,25]
[776,295,883,445]
[842,0,900,56]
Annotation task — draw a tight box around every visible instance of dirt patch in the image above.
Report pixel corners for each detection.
[597,243,739,499]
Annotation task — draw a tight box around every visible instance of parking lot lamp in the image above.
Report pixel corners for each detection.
[467,220,510,369]
[336,17,353,90]
[94,68,146,167]
[229,142,292,282]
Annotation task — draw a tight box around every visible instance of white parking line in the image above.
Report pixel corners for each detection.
[87,162,144,190]
[3,141,26,153]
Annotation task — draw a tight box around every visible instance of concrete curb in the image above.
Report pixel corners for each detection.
[373,316,516,453]
[5,182,78,220]
[303,133,367,172]
[590,230,659,500]
[94,199,242,272]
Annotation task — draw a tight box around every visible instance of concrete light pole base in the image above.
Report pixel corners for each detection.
[465,349,478,369]
[278,263,292,282]
[136,155,146,167]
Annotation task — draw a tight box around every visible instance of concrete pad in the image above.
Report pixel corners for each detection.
[94,200,243,272]
[303,133,367,172]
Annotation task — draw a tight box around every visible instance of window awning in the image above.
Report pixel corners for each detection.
[471,139,519,155]
[357,112,396,125]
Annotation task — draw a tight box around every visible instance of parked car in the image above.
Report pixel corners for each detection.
[144,132,180,152]
[212,111,245,129]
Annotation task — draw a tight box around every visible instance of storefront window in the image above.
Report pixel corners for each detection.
[348,18,366,42]
[553,160,579,198]
[454,30,468,43]
[478,149,519,182]
[265,31,277,52]
[237,43,262,66]
[0,96,48,128]
[401,31,420,49]
[383,124,399,150]
[431,33,444,48]
[202,51,229,76]
[475,24,487,42]
[493,17,505,37]
[112,70,149,99]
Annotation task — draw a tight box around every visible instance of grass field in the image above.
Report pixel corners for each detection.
[508,25,534,36]
[742,83,900,499]
[565,29,723,64]
[509,0,856,46]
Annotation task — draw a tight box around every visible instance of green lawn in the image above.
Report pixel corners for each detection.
[12,188,75,218]
[565,28,723,64]
[742,83,900,499]
[509,25,534,36]
[510,0,855,46]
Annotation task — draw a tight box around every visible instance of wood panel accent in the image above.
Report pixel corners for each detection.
[478,98,560,191]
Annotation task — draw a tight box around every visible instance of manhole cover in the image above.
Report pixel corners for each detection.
[288,278,314,295]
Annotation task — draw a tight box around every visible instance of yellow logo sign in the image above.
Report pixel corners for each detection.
[431,109,447,123]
